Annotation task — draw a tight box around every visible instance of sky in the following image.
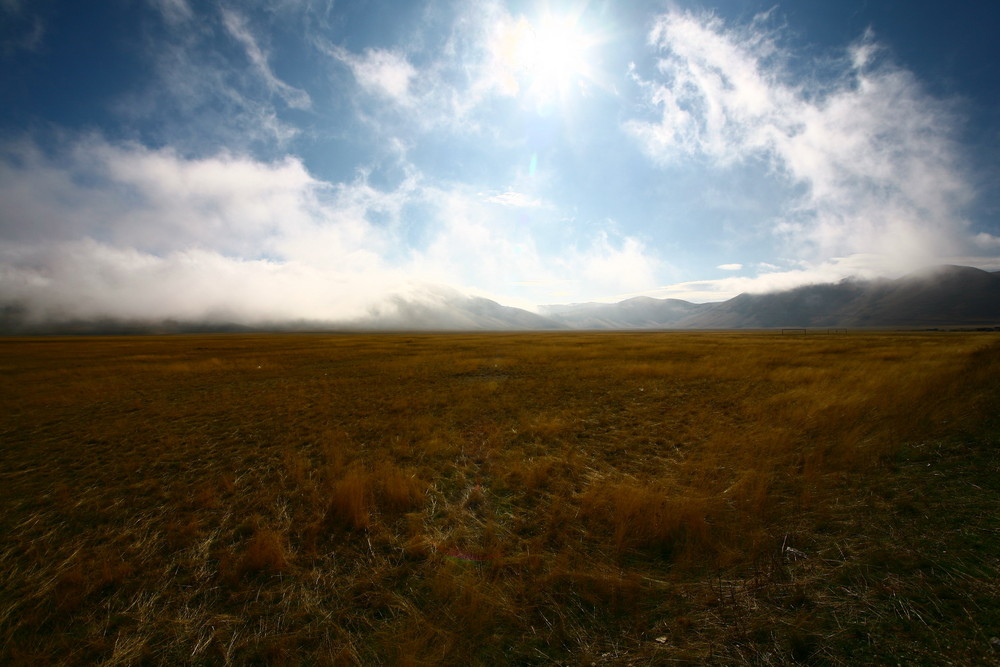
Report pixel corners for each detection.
[1,0,999,325]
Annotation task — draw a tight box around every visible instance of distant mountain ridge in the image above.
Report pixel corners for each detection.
[539,265,1000,330]
[350,292,565,330]
[678,265,1000,329]
[539,296,712,329]
[2,265,998,333]
[0,291,565,334]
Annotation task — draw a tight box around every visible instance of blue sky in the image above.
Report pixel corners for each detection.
[1,0,998,324]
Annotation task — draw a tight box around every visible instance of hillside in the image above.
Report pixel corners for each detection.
[539,296,712,329]
[682,265,1000,329]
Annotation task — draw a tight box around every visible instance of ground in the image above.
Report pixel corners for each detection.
[1,332,998,664]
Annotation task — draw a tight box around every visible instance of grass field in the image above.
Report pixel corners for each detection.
[1,331,998,665]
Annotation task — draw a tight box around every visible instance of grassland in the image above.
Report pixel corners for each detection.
[1,331,998,665]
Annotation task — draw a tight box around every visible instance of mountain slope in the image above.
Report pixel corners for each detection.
[353,293,564,330]
[540,296,712,329]
[0,291,565,334]
[844,265,1000,326]
[681,265,1000,329]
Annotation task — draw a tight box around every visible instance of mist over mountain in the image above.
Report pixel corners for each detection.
[682,265,1000,329]
[0,290,564,334]
[2,266,998,334]
[539,297,712,329]
[535,265,1000,330]
[347,292,564,331]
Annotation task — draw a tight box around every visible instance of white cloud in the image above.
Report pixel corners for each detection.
[0,139,325,256]
[974,232,1000,250]
[407,183,659,304]
[0,138,406,323]
[625,10,974,268]
[0,239,412,324]
[221,9,312,110]
[0,136,664,322]
[576,233,659,296]
[324,44,417,106]
[717,263,743,271]
[482,190,544,208]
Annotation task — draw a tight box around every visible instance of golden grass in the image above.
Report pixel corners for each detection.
[0,331,998,664]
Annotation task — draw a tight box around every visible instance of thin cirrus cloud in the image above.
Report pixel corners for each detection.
[319,0,603,130]
[624,10,974,272]
[220,9,312,111]
[150,0,193,25]
[318,2,533,126]
[114,3,303,151]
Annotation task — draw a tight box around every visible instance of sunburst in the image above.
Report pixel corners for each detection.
[494,11,602,106]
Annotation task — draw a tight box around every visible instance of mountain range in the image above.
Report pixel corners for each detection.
[541,265,1000,330]
[2,265,998,333]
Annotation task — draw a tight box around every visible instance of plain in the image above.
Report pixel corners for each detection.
[1,332,998,665]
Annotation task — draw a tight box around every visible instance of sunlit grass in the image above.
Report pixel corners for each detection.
[0,332,997,664]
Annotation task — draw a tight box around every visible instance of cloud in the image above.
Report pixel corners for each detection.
[637,256,886,302]
[401,180,660,304]
[221,8,312,110]
[482,190,544,208]
[717,263,743,271]
[0,0,45,55]
[326,45,417,106]
[0,138,325,255]
[974,232,1000,250]
[0,137,406,323]
[0,239,427,324]
[114,5,303,151]
[316,1,585,131]
[625,10,975,268]
[571,233,659,297]
[150,0,192,25]
[0,135,663,322]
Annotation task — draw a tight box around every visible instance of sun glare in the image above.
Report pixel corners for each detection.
[495,12,598,104]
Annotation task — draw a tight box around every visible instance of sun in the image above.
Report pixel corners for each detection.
[494,11,599,105]
[519,14,590,86]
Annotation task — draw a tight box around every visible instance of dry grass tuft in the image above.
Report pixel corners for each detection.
[324,468,372,532]
[372,461,426,516]
[237,528,290,578]
[50,552,134,614]
[582,480,712,559]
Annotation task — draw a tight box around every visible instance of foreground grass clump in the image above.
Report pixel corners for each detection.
[0,331,998,664]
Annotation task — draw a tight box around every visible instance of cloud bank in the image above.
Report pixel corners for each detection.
[0,136,655,325]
